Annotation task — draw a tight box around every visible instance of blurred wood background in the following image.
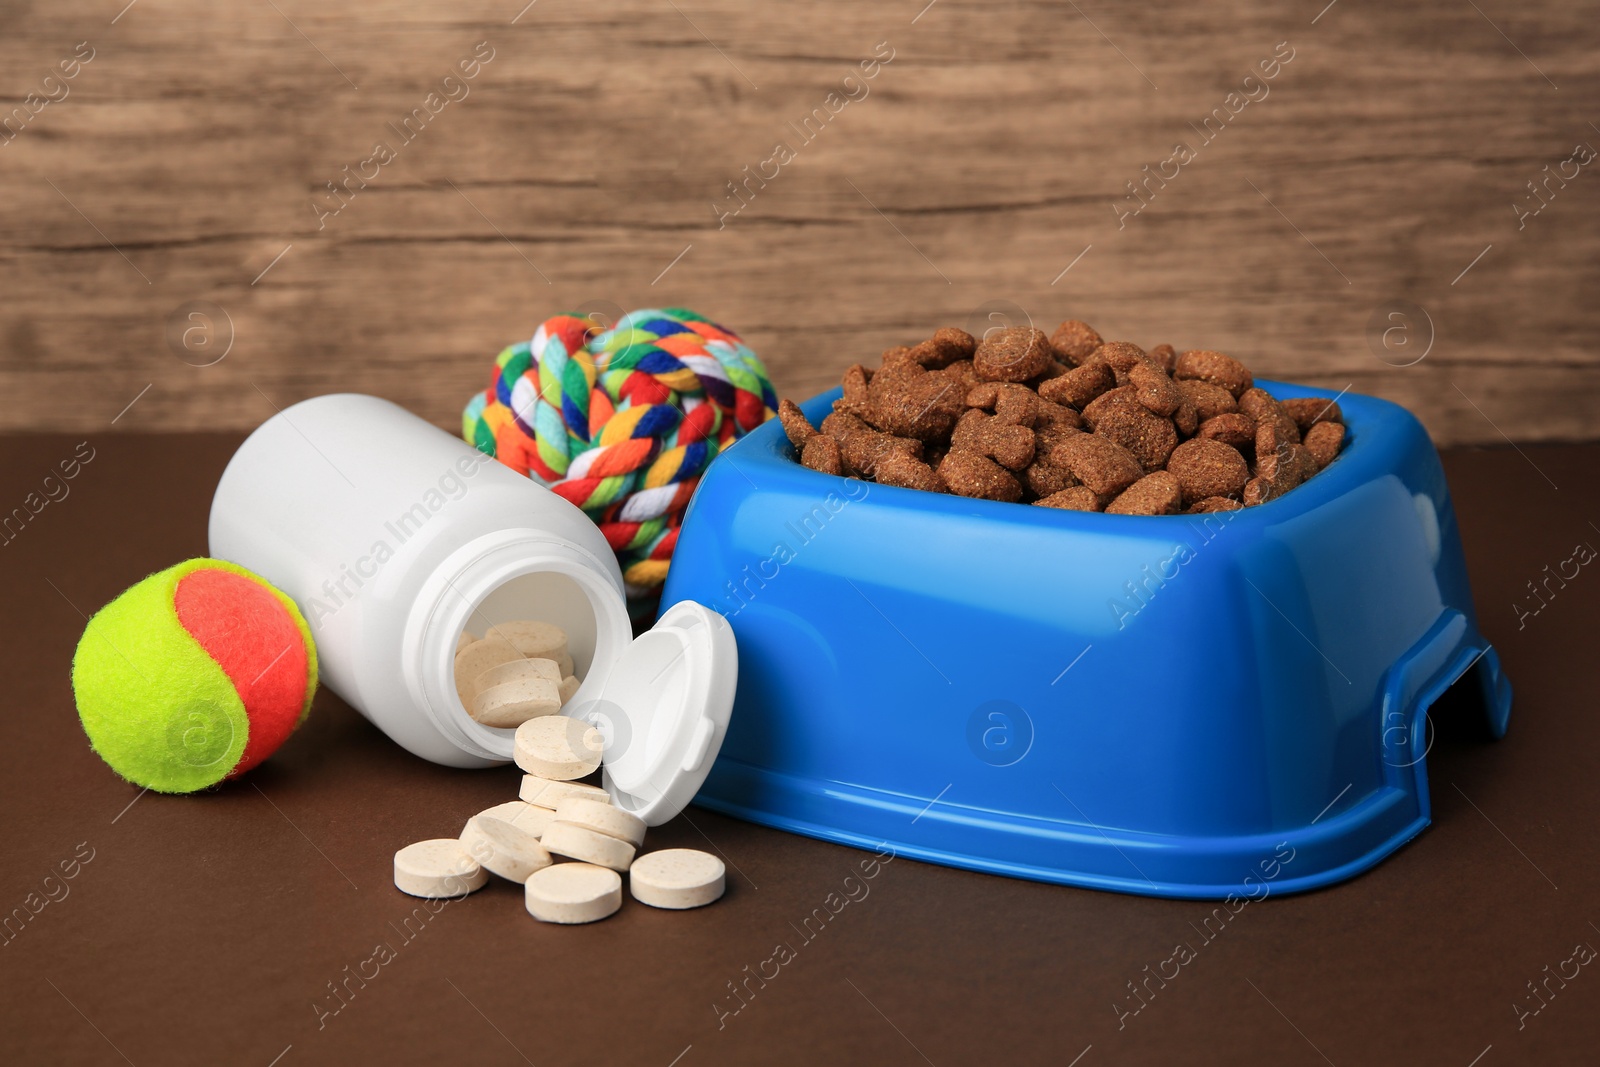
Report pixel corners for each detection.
[1,0,1596,442]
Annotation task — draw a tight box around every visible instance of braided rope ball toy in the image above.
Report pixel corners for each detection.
[462,308,777,608]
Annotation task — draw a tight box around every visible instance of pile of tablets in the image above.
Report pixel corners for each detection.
[393,713,726,923]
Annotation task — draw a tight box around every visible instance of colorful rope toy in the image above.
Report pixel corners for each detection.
[462,308,778,604]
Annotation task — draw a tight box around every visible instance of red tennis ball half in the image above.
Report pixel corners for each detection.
[72,558,318,793]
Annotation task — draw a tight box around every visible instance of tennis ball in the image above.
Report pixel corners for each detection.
[72,558,318,793]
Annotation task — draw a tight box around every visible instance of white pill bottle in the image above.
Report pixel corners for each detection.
[209,393,736,824]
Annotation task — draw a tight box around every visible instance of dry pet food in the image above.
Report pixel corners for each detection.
[783,318,1346,514]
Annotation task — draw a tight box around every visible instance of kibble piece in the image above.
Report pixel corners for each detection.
[1094,403,1179,470]
[1087,342,1153,385]
[394,839,487,899]
[1188,496,1244,513]
[472,674,562,728]
[874,449,946,493]
[525,863,622,925]
[1147,343,1177,374]
[1080,385,1141,431]
[1034,398,1082,431]
[1050,434,1143,496]
[629,849,727,910]
[952,409,1035,471]
[1197,412,1256,450]
[540,821,636,872]
[778,398,817,451]
[881,344,915,368]
[1238,388,1300,445]
[932,326,978,361]
[1175,349,1253,397]
[937,451,1024,502]
[1282,397,1343,433]
[554,797,647,848]
[1023,458,1078,498]
[1303,420,1345,469]
[870,372,965,441]
[839,428,922,480]
[1176,379,1239,422]
[940,359,981,393]
[800,433,843,475]
[1034,485,1104,511]
[1038,360,1115,409]
[461,812,554,884]
[1106,471,1182,515]
[521,776,611,809]
[513,715,604,780]
[1167,438,1250,506]
[965,382,1038,427]
[974,327,1055,383]
[1049,319,1104,365]
[1174,399,1199,436]
[1243,476,1274,507]
[1128,362,1182,417]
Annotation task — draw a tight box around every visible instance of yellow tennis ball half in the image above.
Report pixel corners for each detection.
[72,559,318,793]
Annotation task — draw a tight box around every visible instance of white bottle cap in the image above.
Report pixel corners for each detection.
[574,600,737,826]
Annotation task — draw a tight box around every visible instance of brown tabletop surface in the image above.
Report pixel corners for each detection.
[2,432,1597,1067]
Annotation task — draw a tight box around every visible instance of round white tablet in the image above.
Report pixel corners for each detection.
[541,821,636,872]
[628,849,726,910]
[453,635,523,704]
[461,814,553,884]
[525,863,622,924]
[478,656,562,690]
[520,776,611,809]
[558,674,580,706]
[513,715,603,780]
[486,620,568,662]
[554,797,646,847]
[461,800,553,840]
[394,839,487,899]
[472,675,561,728]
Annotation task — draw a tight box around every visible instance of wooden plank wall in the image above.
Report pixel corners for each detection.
[1,0,1596,442]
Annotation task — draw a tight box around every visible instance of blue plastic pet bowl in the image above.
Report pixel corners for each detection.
[661,382,1511,898]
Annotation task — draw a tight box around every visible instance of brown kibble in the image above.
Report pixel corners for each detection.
[1175,379,1239,422]
[821,410,872,441]
[1034,421,1082,454]
[1035,486,1104,511]
[1174,399,1199,437]
[881,345,916,368]
[1282,397,1343,434]
[938,451,1023,502]
[1049,320,1103,365]
[778,399,817,452]
[1038,360,1115,409]
[952,409,1036,471]
[931,326,978,361]
[1024,457,1079,498]
[1196,412,1256,451]
[1128,362,1182,417]
[908,336,964,369]
[800,433,842,475]
[1034,398,1082,431]
[940,359,981,392]
[839,365,873,419]
[1106,471,1182,516]
[1086,342,1151,385]
[965,382,1038,427]
[1167,438,1250,505]
[1147,343,1177,374]
[869,369,965,441]
[1174,349,1253,397]
[874,449,945,493]
[1050,433,1143,496]
[1304,421,1345,469]
[974,327,1055,383]
[1036,361,1071,382]
[1238,388,1299,444]
[1093,403,1179,470]
[1243,477,1273,507]
[1080,385,1141,431]
[1187,496,1243,514]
